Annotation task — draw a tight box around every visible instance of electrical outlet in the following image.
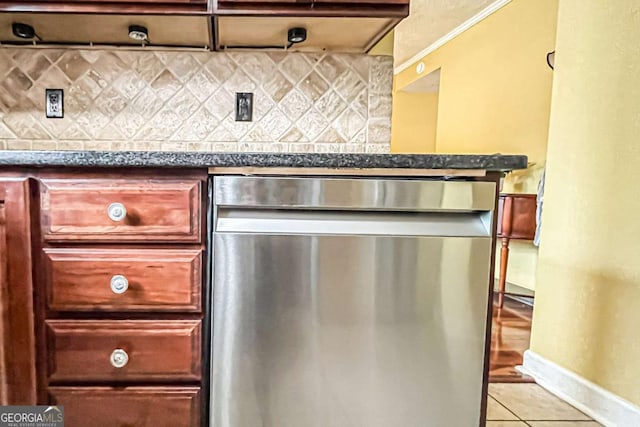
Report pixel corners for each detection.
[235,92,253,122]
[45,89,64,119]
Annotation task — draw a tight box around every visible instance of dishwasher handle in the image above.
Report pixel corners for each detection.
[214,176,496,213]
[216,208,493,238]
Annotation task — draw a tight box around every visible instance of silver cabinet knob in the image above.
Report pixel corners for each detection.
[110,275,129,294]
[110,349,129,368]
[107,202,127,222]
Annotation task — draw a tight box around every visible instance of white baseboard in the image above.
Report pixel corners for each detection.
[519,350,640,427]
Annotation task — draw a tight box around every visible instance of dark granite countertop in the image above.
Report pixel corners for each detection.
[0,151,527,171]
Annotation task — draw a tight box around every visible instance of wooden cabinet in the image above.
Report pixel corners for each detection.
[0,13,212,49]
[0,170,207,424]
[40,178,202,243]
[215,0,408,13]
[214,0,408,53]
[215,15,402,52]
[496,193,537,308]
[0,179,37,405]
[34,171,207,426]
[0,0,407,52]
[44,248,202,312]
[0,0,210,14]
[46,320,202,382]
[50,386,201,427]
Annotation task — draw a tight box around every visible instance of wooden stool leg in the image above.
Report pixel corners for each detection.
[497,237,510,308]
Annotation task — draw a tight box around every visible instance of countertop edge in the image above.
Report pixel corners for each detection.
[0,151,528,172]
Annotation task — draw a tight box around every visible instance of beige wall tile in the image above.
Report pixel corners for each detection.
[6,140,30,150]
[111,141,135,151]
[32,140,58,150]
[289,143,315,153]
[211,142,238,151]
[186,141,213,152]
[339,143,366,153]
[57,140,84,150]
[84,141,109,151]
[366,117,392,144]
[0,47,393,153]
[366,143,391,153]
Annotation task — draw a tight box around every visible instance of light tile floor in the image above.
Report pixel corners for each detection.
[487,383,602,426]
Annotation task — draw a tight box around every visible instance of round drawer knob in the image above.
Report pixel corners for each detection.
[110,275,129,294]
[107,202,127,222]
[110,349,129,368]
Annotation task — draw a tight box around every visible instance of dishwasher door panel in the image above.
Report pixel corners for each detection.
[212,233,492,427]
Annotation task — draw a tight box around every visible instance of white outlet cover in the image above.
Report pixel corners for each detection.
[45,89,64,119]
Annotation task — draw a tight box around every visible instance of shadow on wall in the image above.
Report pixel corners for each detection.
[502,163,544,194]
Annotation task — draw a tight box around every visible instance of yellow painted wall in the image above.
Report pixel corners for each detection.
[530,0,640,406]
[369,30,394,56]
[393,0,558,164]
[391,91,438,153]
[392,0,558,291]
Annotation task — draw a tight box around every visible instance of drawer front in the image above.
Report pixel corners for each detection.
[46,320,201,382]
[49,386,200,427]
[44,248,202,312]
[40,178,201,243]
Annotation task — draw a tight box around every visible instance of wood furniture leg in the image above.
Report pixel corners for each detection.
[497,237,510,308]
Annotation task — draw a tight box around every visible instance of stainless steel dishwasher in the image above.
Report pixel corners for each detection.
[211,176,496,427]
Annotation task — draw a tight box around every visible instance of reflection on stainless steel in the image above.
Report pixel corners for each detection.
[217,209,493,237]
[211,177,496,427]
[215,176,496,212]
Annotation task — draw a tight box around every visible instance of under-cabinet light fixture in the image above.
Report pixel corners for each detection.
[128,25,149,42]
[287,27,307,45]
[12,22,36,39]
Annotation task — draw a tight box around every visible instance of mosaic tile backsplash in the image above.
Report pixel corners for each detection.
[0,48,393,153]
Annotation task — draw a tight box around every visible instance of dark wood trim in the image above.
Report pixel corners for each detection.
[497,237,510,308]
[18,168,209,412]
[29,178,50,404]
[0,178,38,405]
[363,16,400,52]
[0,2,210,14]
[208,14,216,52]
[200,177,213,427]
[478,171,503,427]
[213,3,408,17]
[49,386,202,427]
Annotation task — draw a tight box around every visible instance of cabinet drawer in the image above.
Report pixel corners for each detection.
[38,0,207,3]
[40,178,201,243]
[46,320,201,382]
[49,386,200,427]
[44,248,202,312]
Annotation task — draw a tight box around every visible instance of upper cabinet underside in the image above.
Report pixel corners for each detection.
[0,0,408,52]
[0,0,210,15]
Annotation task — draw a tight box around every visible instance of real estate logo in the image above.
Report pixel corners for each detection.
[0,406,64,427]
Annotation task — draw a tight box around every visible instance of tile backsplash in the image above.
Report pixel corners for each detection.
[0,48,393,153]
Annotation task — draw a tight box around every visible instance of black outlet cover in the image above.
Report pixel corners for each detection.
[235,92,253,122]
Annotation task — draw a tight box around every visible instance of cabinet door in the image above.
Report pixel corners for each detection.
[49,387,201,427]
[0,179,37,405]
[34,0,207,3]
[314,0,408,4]
[0,1,209,14]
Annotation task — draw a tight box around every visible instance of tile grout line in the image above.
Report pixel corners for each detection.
[495,396,526,422]
[490,383,599,424]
